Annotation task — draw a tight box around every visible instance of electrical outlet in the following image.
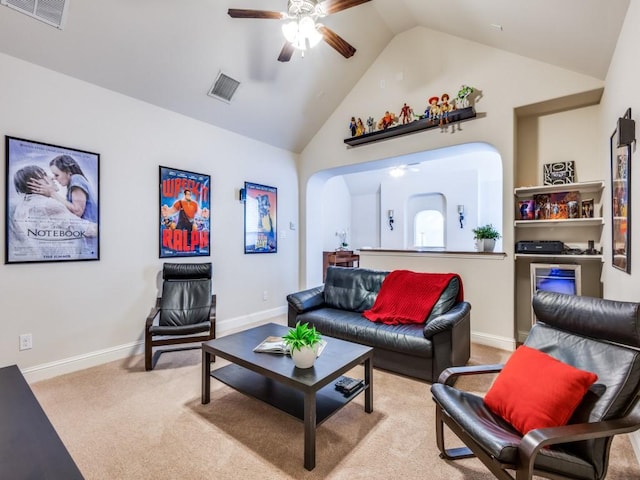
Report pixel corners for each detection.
[263,290,268,301]
[19,333,32,351]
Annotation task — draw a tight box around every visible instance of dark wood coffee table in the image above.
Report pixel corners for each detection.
[201,322,373,470]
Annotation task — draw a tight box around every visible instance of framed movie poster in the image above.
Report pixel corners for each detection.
[159,166,210,258]
[5,136,100,264]
[610,129,631,273]
[243,182,277,254]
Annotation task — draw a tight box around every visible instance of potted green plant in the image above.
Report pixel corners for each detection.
[283,321,323,369]
[472,224,501,252]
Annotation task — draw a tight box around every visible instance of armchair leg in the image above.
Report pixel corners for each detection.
[145,330,153,371]
[436,406,475,460]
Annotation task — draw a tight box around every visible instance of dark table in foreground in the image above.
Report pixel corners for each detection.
[201,323,373,470]
[0,364,83,479]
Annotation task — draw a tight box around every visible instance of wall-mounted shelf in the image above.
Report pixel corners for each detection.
[514,218,604,228]
[514,253,603,261]
[514,180,604,197]
[343,107,477,147]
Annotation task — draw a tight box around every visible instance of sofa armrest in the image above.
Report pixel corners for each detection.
[423,301,471,339]
[286,286,325,314]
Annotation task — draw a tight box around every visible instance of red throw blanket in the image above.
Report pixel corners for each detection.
[363,270,463,325]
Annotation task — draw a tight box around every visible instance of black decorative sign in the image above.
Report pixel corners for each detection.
[543,161,575,185]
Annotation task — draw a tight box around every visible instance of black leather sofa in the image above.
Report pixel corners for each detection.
[286,266,471,382]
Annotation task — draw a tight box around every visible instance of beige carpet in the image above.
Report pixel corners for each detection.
[32,341,640,480]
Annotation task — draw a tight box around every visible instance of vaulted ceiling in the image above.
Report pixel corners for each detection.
[0,0,630,153]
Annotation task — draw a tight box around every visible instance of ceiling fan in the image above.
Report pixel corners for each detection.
[228,0,372,62]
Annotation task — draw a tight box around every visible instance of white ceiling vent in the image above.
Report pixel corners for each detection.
[207,72,241,104]
[1,0,69,29]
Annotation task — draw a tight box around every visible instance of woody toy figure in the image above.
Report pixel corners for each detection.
[440,93,452,126]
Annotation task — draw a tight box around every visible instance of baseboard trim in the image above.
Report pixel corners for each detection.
[471,331,516,352]
[22,306,287,383]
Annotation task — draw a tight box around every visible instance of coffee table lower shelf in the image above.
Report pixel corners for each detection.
[211,363,366,425]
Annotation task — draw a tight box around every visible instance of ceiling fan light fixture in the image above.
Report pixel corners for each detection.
[282,21,298,43]
[282,13,322,51]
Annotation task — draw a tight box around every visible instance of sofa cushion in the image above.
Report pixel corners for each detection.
[427,276,460,322]
[297,308,433,358]
[363,271,462,325]
[323,267,388,312]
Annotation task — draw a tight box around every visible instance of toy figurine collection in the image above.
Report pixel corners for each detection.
[348,84,477,137]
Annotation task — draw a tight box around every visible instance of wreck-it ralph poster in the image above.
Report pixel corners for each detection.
[159,166,210,258]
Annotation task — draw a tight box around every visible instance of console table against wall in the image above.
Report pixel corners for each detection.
[0,365,83,479]
[323,250,360,281]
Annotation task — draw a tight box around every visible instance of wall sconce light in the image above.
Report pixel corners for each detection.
[388,209,394,230]
[457,205,465,228]
[617,107,636,147]
[239,188,246,202]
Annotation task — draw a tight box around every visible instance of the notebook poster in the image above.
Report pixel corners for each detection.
[5,136,100,264]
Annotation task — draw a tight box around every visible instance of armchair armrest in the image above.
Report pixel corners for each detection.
[145,298,161,328]
[516,399,640,479]
[423,302,471,339]
[437,363,504,386]
[209,294,217,322]
[286,286,325,314]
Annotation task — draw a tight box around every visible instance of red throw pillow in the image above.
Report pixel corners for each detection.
[483,345,598,435]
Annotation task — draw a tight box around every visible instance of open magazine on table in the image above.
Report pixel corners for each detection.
[253,336,327,357]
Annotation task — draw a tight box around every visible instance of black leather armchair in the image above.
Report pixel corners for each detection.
[431,291,640,480]
[145,262,216,371]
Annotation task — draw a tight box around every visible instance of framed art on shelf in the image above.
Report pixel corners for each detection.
[243,182,277,254]
[543,161,575,185]
[4,136,100,264]
[159,166,210,258]
[610,129,631,273]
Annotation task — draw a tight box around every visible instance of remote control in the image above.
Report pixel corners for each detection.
[335,377,363,394]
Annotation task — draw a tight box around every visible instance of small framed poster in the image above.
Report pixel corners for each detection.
[159,166,210,258]
[543,161,575,185]
[243,182,277,254]
[5,136,100,264]
[581,199,594,218]
[610,128,631,273]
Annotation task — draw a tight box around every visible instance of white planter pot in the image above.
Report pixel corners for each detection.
[291,345,317,369]
[476,238,496,252]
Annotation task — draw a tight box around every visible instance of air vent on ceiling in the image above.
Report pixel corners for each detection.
[1,0,69,29]
[207,72,241,104]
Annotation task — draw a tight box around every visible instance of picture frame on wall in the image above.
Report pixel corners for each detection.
[243,182,277,254]
[4,136,100,264]
[159,166,211,258]
[610,129,631,273]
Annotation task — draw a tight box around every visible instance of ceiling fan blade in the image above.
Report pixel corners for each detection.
[318,25,356,58]
[319,0,371,15]
[278,42,295,62]
[227,9,284,19]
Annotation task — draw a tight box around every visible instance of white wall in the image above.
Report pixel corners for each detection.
[351,192,380,248]
[601,1,640,301]
[320,176,352,251]
[300,26,603,347]
[0,52,299,380]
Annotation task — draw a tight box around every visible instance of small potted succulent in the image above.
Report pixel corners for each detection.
[472,224,501,252]
[283,321,323,369]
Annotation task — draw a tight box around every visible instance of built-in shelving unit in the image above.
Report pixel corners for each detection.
[513,180,604,248]
[513,90,605,341]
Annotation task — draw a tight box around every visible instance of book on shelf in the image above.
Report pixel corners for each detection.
[253,336,327,357]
